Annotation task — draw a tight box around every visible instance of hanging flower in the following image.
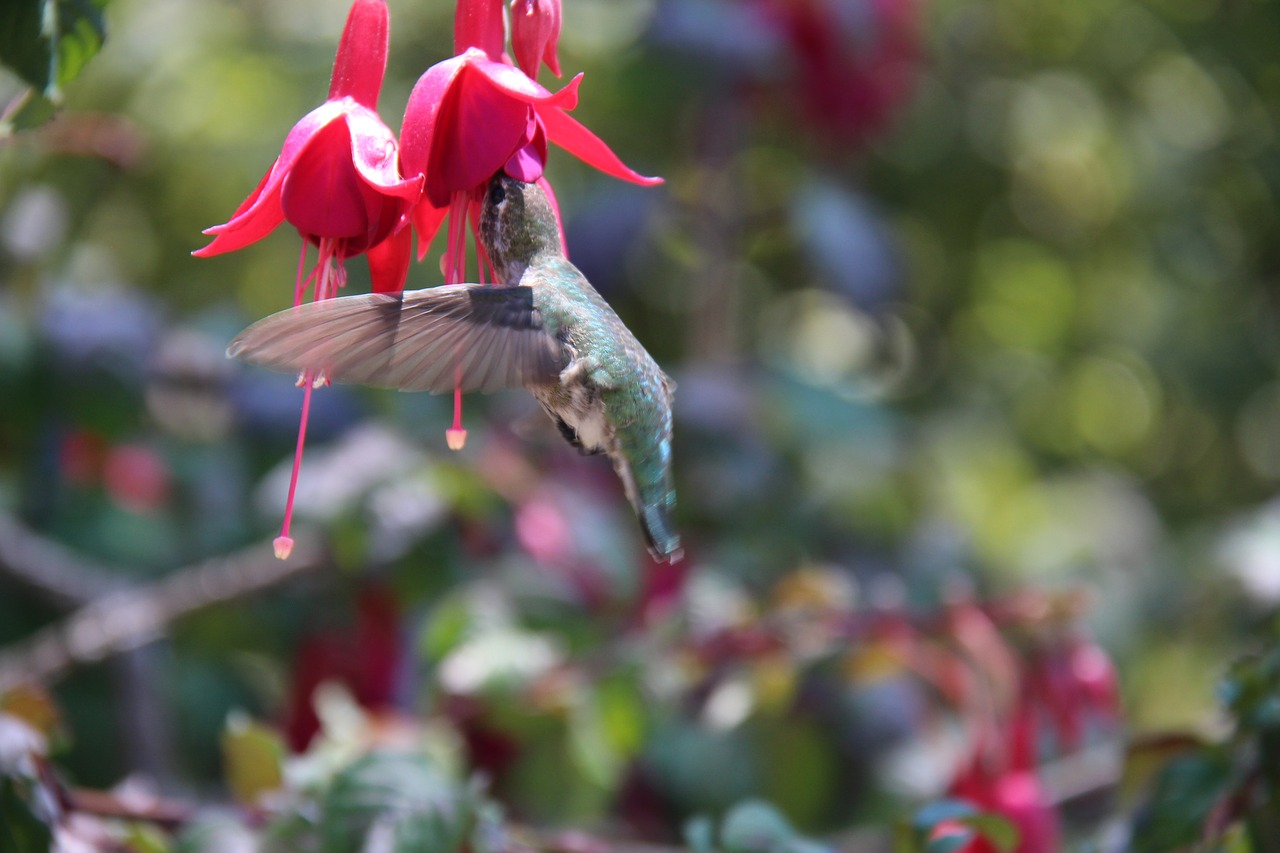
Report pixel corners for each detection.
[400,48,658,227]
[195,0,422,559]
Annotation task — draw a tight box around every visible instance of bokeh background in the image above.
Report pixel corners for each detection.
[1,0,1279,848]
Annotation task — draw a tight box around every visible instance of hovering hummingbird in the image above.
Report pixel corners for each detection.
[228,174,681,561]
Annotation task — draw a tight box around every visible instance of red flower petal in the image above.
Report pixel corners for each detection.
[424,64,531,207]
[192,167,281,256]
[347,106,423,199]
[399,53,469,180]
[410,199,450,260]
[328,0,389,110]
[366,222,413,292]
[281,118,371,241]
[538,105,663,187]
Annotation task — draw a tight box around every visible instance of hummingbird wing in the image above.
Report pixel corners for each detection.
[226,285,565,393]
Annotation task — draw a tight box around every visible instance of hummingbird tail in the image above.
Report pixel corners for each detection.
[640,503,682,563]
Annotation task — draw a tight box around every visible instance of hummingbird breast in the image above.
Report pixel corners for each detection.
[532,351,612,452]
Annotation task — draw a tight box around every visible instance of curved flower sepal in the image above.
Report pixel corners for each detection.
[364,220,414,293]
[195,99,422,260]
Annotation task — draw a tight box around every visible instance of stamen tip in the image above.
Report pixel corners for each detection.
[273,535,295,560]
[446,428,468,451]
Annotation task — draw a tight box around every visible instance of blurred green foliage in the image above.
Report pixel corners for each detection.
[1,0,1280,848]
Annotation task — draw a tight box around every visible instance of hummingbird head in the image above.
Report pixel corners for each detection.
[480,174,563,284]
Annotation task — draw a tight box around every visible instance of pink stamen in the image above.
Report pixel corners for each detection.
[446,382,467,451]
[278,377,315,559]
[293,242,310,307]
[276,238,343,559]
[443,192,471,283]
[442,193,473,450]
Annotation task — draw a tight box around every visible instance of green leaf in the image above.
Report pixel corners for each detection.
[961,814,1020,852]
[1132,752,1234,853]
[320,752,462,853]
[173,816,259,853]
[221,712,285,805]
[721,800,798,852]
[568,696,622,789]
[912,800,978,831]
[685,816,719,853]
[925,834,974,853]
[0,776,53,853]
[0,0,110,100]
[123,822,172,853]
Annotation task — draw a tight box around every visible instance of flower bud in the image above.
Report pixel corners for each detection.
[510,0,561,79]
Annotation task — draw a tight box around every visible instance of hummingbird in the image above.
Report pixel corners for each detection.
[227,174,681,561]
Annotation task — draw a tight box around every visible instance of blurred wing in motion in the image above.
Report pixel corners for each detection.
[227,285,565,393]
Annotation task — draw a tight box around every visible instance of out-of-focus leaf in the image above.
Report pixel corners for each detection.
[3,91,58,132]
[1132,752,1234,853]
[685,815,718,853]
[124,822,171,853]
[910,800,1019,853]
[466,800,509,853]
[925,834,973,853]
[221,712,285,805]
[568,696,621,789]
[759,722,837,829]
[320,752,460,853]
[596,673,647,758]
[961,815,1019,852]
[421,593,474,662]
[173,815,259,853]
[720,799,825,853]
[912,800,977,831]
[0,686,60,740]
[0,776,53,853]
[0,0,110,101]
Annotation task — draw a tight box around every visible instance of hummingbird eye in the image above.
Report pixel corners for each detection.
[489,178,506,208]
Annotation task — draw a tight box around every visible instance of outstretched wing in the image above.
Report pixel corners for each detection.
[227,285,565,393]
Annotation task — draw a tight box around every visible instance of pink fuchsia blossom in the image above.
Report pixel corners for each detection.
[195,0,421,291]
[196,0,421,559]
[510,0,562,79]
[400,48,659,215]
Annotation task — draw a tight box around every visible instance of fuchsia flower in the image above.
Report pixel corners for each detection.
[397,0,660,447]
[196,0,421,559]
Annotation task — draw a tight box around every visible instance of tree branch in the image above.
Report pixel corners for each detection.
[0,513,123,608]
[0,536,328,691]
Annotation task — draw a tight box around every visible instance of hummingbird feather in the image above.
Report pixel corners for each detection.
[227,285,565,393]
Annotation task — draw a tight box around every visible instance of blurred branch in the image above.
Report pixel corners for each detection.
[0,512,123,608]
[0,533,328,691]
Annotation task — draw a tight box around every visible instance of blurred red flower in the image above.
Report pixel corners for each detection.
[756,0,920,144]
